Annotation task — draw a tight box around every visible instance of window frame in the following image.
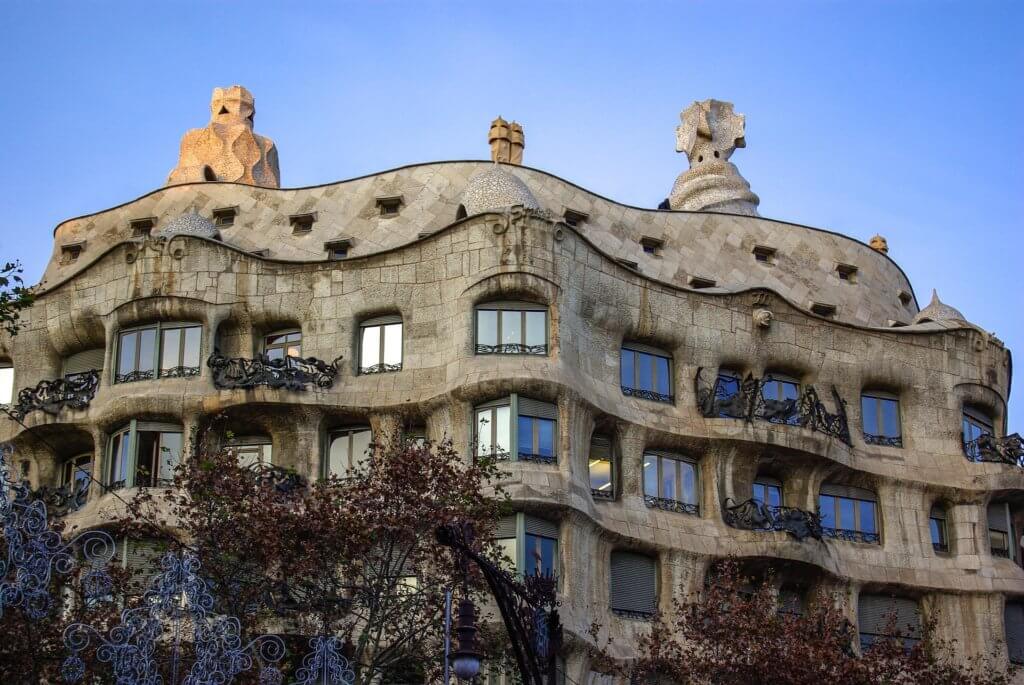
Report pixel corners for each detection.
[493,513,559,580]
[474,301,549,356]
[358,315,403,374]
[929,504,949,554]
[0,361,13,405]
[228,435,273,468]
[106,420,183,490]
[263,328,302,362]
[588,434,615,500]
[620,343,674,404]
[642,451,699,515]
[752,476,783,508]
[962,406,996,460]
[61,453,93,488]
[988,501,1013,560]
[115,322,202,383]
[324,426,373,479]
[760,373,801,425]
[818,486,880,544]
[861,391,903,447]
[474,394,557,464]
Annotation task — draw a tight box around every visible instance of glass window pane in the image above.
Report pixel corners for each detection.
[929,519,943,546]
[661,457,677,500]
[350,430,372,470]
[266,347,284,361]
[477,311,497,347]
[862,396,879,435]
[161,328,181,372]
[136,430,159,487]
[638,353,654,391]
[767,485,782,507]
[753,483,766,504]
[839,498,856,530]
[494,406,511,455]
[526,534,557,578]
[501,311,521,345]
[881,399,900,438]
[0,367,13,404]
[781,381,799,401]
[158,432,182,483]
[517,416,533,457]
[329,434,351,476]
[182,327,202,368]
[138,329,156,374]
[643,456,657,497]
[655,356,671,395]
[361,326,381,368]
[118,332,138,375]
[382,323,403,365]
[525,311,545,348]
[536,419,554,457]
[859,500,876,534]
[680,461,697,504]
[110,432,129,485]
[589,459,612,492]
[496,537,517,573]
[819,495,835,529]
[476,409,492,456]
[620,350,635,388]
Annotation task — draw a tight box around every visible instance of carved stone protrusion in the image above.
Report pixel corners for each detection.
[167,85,280,188]
[668,99,760,216]
[753,308,773,329]
[869,234,889,254]
[488,116,525,165]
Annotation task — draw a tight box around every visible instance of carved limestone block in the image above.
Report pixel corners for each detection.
[753,308,773,329]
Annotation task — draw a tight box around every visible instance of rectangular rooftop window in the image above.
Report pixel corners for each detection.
[898,290,913,306]
[324,238,353,261]
[811,302,837,317]
[129,217,157,237]
[836,263,859,282]
[290,212,317,233]
[60,241,85,263]
[212,206,238,227]
[376,195,403,217]
[688,276,716,289]
[563,208,589,228]
[752,245,776,264]
[640,236,664,255]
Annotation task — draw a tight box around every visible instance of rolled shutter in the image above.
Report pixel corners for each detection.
[64,348,105,376]
[622,341,670,357]
[821,484,877,501]
[929,504,946,520]
[590,435,611,460]
[495,515,517,539]
[125,538,167,590]
[361,314,402,327]
[1005,602,1024,663]
[989,503,1010,532]
[518,397,557,420]
[476,397,512,411]
[609,551,657,616]
[858,594,921,640]
[524,515,558,539]
[475,300,546,312]
[778,588,803,615]
[136,422,183,433]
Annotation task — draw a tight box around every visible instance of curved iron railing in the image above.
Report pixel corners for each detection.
[963,432,1024,467]
[207,351,342,391]
[6,369,100,421]
[821,526,880,544]
[644,495,699,516]
[622,386,674,404]
[476,343,547,355]
[722,498,823,541]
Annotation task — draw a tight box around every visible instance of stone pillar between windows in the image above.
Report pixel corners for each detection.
[949,502,981,560]
[369,411,403,453]
[618,422,646,500]
[283,408,323,480]
[429,400,472,464]
[560,391,595,498]
[560,511,597,624]
[89,425,108,503]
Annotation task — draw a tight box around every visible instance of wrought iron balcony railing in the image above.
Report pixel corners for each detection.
[963,432,1024,467]
[591,488,615,501]
[821,526,880,544]
[992,547,1012,559]
[358,362,403,375]
[30,478,91,516]
[158,365,201,379]
[622,385,674,404]
[611,607,655,621]
[864,432,903,448]
[518,452,557,465]
[932,541,949,554]
[722,498,823,541]
[644,495,699,516]
[6,369,100,421]
[475,343,547,355]
[207,351,342,391]
[695,368,852,446]
[114,369,155,384]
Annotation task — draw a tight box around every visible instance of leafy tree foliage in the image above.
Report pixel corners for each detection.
[0,260,34,337]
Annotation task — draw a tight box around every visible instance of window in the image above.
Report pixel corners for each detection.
[640,236,664,255]
[929,504,948,554]
[120,537,168,596]
[589,434,614,500]
[753,477,782,507]
[643,452,699,515]
[711,369,747,418]
[376,195,403,216]
[63,348,104,381]
[475,302,547,355]
[290,213,316,233]
[563,208,588,227]
[963,407,995,460]
[116,323,201,383]
[326,427,372,477]
[688,275,716,289]
[228,436,272,468]
[760,374,800,425]
[752,245,776,264]
[858,595,921,651]
[862,392,902,447]
[778,587,804,616]
[61,242,85,263]
[359,315,403,374]
[898,290,913,306]
[475,395,557,464]
[1006,602,1024,665]
[988,502,1013,560]
[324,238,352,260]
[609,551,657,619]
[264,329,302,361]
[819,485,879,543]
[836,263,858,282]
[106,421,183,490]
[494,514,559,579]
[129,217,156,237]
[0,362,12,404]
[810,302,837,317]
[61,453,92,488]
[621,343,673,403]
[212,206,238,227]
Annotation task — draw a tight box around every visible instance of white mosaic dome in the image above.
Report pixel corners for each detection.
[155,212,219,240]
[459,164,540,216]
[912,289,966,324]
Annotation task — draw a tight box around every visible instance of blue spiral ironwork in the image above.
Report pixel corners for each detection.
[293,636,356,685]
[62,550,285,684]
[0,443,116,620]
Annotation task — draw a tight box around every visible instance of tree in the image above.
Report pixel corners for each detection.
[622,561,1011,685]
[0,260,34,337]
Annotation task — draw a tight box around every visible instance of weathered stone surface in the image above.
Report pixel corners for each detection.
[488,116,524,165]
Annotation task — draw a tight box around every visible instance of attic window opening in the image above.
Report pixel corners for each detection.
[324,238,353,261]
[688,275,716,289]
[811,302,837,318]
[212,206,238,227]
[898,291,912,306]
[456,205,468,220]
[60,242,85,263]
[290,213,317,233]
[563,209,588,228]
[752,245,776,264]
[218,106,229,115]
[640,236,664,256]
[129,217,156,237]
[376,196,403,217]
[836,263,859,283]
[203,166,217,182]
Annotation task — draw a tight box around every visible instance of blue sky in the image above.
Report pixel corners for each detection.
[0,1,1021,426]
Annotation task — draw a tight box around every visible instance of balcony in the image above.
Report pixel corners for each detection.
[695,368,852,446]
[207,352,342,391]
[963,433,1023,467]
[644,495,699,516]
[722,498,823,541]
[864,432,903,448]
[475,342,547,355]
[31,479,90,516]
[6,370,100,421]
[821,527,880,544]
[622,386,674,404]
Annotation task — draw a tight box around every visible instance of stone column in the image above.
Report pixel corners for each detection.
[618,422,646,500]
[560,391,595,496]
[369,411,403,453]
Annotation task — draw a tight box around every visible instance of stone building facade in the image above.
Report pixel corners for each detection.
[2,90,1023,681]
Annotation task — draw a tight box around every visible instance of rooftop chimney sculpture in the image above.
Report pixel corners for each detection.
[489,116,525,165]
[167,85,280,188]
[668,99,759,216]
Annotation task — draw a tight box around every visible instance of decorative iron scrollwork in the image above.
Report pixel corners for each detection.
[159,365,201,379]
[6,369,100,421]
[207,351,342,391]
[30,478,91,517]
[518,452,557,465]
[963,433,1024,466]
[693,368,852,446]
[722,498,823,541]
[644,495,699,516]
[476,343,548,355]
[591,488,615,501]
[611,607,655,620]
[622,386,675,404]
[864,433,904,448]
[114,369,155,384]
[821,527,880,544]
[250,462,306,494]
[358,362,403,375]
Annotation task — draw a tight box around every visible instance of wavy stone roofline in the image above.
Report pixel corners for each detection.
[45,160,920,327]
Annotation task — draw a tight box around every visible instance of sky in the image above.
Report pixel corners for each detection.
[0,1,1021,427]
